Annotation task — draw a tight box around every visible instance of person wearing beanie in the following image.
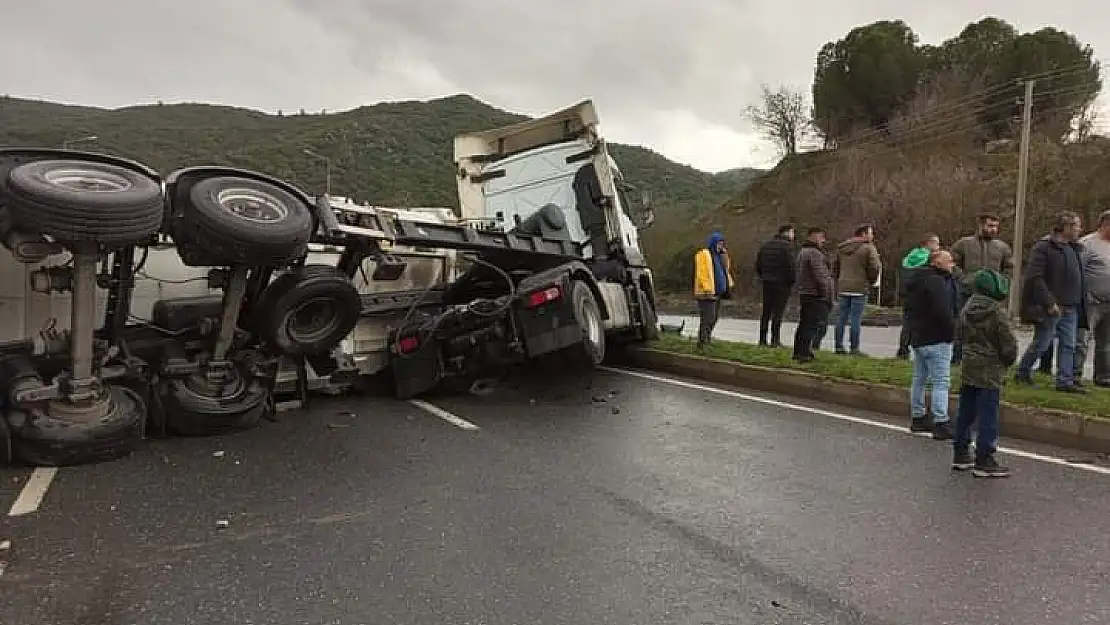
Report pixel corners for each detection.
[953,268,1019,477]
[896,233,940,359]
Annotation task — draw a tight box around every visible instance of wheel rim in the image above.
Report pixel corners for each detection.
[43,167,133,193]
[216,188,289,223]
[283,297,341,345]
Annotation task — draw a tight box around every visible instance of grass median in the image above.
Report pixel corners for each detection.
[649,333,1110,418]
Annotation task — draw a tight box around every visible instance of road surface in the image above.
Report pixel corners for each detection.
[660,314,1096,377]
[2,368,1109,624]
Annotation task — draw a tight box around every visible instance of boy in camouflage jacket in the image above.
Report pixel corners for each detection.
[953,269,1018,477]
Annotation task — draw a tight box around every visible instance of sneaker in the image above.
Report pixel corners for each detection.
[972,455,1011,478]
[932,421,953,441]
[909,418,932,434]
[952,448,974,471]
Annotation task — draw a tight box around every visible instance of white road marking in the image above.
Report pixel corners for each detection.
[601,366,1110,476]
[8,467,59,517]
[409,400,480,431]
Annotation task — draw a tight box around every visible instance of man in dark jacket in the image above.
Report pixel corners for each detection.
[903,248,959,439]
[1015,211,1086,392]
[792,227,833,363]
[755,224,796,347]
[896,233,940,358]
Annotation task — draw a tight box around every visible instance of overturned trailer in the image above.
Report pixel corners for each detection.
[0,99,660,467]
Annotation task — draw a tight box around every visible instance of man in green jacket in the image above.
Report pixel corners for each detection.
[897,233,940,358]
[950,213,1015,364]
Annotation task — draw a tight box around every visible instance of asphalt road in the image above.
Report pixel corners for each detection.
[2,368,1110,624]
[660,314,1096,377]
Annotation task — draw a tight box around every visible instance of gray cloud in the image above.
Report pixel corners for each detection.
[2,1,1109,172]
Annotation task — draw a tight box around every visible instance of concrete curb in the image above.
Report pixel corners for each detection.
[625,348,1110,454]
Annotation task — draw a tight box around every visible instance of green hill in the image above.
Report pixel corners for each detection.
[0,94,760,218]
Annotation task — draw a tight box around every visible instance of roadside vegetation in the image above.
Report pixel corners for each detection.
[650,334,1110,418]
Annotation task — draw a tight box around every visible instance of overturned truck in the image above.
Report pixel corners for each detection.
[0,100,660,467]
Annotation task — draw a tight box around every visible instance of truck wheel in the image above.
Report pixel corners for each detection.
[3,159,163,247]
[7,385,146,467]
[255,265,362,357]
[569,280,606,367]
[161,372,271,437]
[638,288,660,341]
[180,176,313,266]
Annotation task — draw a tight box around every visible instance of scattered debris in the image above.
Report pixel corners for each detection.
[212,450,225,459]
[216,519,230,529]
[327,423,352,429]
[610,407,621,415]
[1066,458,1096,465]
[336,411,356,418]
[608,389,622,396]
[592,396,608,403]
[771,600,784,608]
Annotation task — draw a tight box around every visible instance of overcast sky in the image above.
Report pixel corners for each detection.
[2,1,1108,172]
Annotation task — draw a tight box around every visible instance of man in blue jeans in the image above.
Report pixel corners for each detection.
[832,224,882,355]
[1015,211,1086,393]
[903,248,959,439]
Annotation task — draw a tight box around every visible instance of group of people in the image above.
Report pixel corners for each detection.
[692,209,1110,479]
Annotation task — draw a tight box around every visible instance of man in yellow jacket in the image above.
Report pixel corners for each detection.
[693,231,736,347]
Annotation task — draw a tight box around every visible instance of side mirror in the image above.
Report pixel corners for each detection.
[637,190,655,230]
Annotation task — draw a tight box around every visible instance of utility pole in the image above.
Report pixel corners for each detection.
[303,149,331,195]
[1008,78,1035,318]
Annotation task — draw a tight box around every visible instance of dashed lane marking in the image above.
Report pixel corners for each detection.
[601,366,1110,476]
[8,467,58,517]
[409,400,481,431]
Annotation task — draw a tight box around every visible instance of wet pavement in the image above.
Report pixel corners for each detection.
[2,367,1109,624]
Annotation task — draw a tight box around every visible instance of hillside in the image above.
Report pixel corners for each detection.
[0,94,760,218]
[647,135,1110,298]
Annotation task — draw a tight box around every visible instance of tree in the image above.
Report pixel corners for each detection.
[746,85,811,156]
[812,20,926,144]
[981,27,1102,140]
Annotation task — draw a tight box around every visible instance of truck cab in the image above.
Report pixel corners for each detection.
[453,100,654,269]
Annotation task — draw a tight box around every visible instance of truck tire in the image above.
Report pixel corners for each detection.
[638,288,660,341]
[3,159,163,247]
[180,176,313,266]
[161,373,271,437]
[569,280,606,367]
[7,385,146,467]
[255,265,362,357]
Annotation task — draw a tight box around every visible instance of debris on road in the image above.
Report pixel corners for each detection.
[216,519,230,529]
[0,539,10,577]
[212,450,226,459]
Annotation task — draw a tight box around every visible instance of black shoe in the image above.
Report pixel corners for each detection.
[1014,375,1035,386]
[909,418,932,434]
[972,455,1011,478]
[793,355,814,363]
[952,447,974,471]
[896,351,909,360]
[1056,384,1088,394]
[932,421,953,441]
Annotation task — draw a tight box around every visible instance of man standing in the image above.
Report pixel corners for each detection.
[793,227,834,363]
[693,231,735,349]
[1015,212,1086,393]
[832,224,882,355]
[897,233,941,359]
[950,213,1015,363]
[903,249,959,439]
[755,224,796,347]
[1074,209,1110,386]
